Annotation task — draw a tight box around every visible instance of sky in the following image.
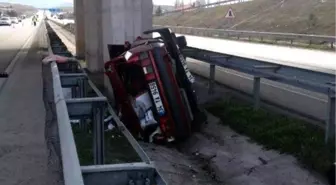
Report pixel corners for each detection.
[0,0,73,8]
[0,0,217,8]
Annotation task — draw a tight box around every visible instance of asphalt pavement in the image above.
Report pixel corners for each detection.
[0,21,62,185]
[0,19,37,71]
[175,34,336,75]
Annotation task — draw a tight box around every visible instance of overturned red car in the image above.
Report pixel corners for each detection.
[105,28,207,144]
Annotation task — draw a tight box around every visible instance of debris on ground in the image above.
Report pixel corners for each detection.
[140,77,328,185]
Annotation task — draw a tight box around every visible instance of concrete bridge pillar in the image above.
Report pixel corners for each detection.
[74,0,85,59]
[79,0,153,72]
[101,0,153,61]
[83,0,103,73]
[77,0,153,92]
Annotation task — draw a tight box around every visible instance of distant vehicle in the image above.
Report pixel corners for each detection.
[10,17,19,24]
[0,17,11,26]
[20,15,26,20]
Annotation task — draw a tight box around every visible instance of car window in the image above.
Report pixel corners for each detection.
[1,18,9,20]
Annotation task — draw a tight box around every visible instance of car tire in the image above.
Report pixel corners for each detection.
[152,47,191,141]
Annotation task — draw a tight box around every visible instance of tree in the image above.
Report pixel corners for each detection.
[155,6,163,16]
[6,10,18,17]
[307,13,317,28]
[175,0,180,8]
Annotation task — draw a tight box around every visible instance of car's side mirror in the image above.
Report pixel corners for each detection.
[176,36,187,49]
[170,32,187,49]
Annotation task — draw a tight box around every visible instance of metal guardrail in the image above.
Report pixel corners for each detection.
[44,25,83,185]
[47,17,75,34]
[154,25,336,48]
[50,61,85,185]
[45,21,166,185]
[182,46,335,142]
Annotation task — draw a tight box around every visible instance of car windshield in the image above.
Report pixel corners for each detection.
[1,17,9,20]
[10,17,16,20]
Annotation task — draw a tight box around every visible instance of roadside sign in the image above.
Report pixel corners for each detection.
[49,8,61,13]
[225,8,235,18]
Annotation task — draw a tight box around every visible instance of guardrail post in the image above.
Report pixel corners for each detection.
[208,64,216,94]
[78,78,87,129]
[253,76,261,110]
[325,93,335,143]
[72,86,77,98]
[92,102,105,165]
[78,78,88,98]
[82,79,88,97]
[77,79,84,98]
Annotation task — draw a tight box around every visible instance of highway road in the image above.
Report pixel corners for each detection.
[175,34,336,75]
[0,20,61,185]
[0,19,38,71]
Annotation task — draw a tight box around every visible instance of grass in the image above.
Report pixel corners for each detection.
[154,0,335,50]
[205,98,335,176]
[72,122,141,166]
[154,0,335,36]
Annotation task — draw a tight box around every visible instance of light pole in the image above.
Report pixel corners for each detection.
[182,0,184,14]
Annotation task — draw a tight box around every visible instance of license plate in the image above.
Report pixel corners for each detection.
[179,54,195,83]
[148,81,165,116]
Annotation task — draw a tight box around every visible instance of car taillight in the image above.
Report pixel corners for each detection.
[140,52,155,81]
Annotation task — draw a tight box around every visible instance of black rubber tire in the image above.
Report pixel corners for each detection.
[152,47,190,141]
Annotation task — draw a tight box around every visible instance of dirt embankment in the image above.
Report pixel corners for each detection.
[154,0,335,36]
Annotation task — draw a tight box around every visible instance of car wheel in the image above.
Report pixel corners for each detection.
[152,47,191,141]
